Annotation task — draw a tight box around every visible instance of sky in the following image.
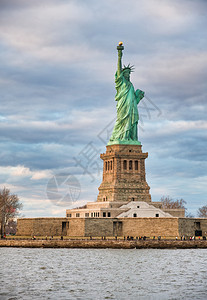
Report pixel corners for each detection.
[0,0,206,218]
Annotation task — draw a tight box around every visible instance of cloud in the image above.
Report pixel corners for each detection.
[0,165,52,180]
[11,165,31,177]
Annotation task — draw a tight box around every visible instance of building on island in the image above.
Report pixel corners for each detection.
[17,43,207,238]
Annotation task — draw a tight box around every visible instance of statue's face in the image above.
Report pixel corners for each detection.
[123,70,130,81]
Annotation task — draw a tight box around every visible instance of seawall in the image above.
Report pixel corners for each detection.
[0,239,207,249]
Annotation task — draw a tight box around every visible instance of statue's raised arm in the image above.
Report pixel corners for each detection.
[117,42,124,76]
[108,42,145,146]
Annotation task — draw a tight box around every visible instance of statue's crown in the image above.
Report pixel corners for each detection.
[123,64,134,72]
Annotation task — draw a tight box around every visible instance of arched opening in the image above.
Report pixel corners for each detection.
[133,213,137,217]
[123,160,127,170]
[129,160,132,170]
[135,160,138,170]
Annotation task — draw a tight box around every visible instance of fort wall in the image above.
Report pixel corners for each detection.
[179,218,207,236]
[17,217,180,237]
[85,218,114,236]
[120,218,179,237]
[67,218,85,236]
[17,218,67,236]
[17,217,207,238]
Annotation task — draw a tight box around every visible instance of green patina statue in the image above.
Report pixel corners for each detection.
[108,42,145,146]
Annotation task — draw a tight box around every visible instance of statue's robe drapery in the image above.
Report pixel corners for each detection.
[108,71,144,144]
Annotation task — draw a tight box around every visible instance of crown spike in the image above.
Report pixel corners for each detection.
[122,63,135,73]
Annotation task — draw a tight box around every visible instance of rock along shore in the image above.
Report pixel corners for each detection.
[0,239,207,249]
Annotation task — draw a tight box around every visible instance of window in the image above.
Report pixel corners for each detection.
[129,160,132,170]
[91,212,93,217]
[103,197,105,201]
[105,162,107,171]
[85,213,89,217]
[132,197,135,201]
[155,214,159,217]
[67,213,71,217]
[108,212,111,217]
[123,160,127,170]
[110,161,112,170]
[129,149,131,152]
[135,160,138,170]
[133,213,137,217]
[103,212,106,217]
[98,212,99,217]
[76,213,80,217]
[137,206,139,208]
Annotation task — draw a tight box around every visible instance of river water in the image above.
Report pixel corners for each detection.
[0,248,207,300]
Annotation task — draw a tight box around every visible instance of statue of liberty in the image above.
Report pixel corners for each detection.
[108,42,144,145]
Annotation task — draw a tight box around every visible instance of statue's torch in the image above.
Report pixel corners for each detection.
[117,41,124,51]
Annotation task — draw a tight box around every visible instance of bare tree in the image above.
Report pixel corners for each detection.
[0,187,22,237]
[197,205,207,218]
[161,196,186,209]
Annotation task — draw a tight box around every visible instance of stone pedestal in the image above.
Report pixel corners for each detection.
[97,144,151,202]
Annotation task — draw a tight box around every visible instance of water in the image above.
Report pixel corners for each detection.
[0,248,207,300]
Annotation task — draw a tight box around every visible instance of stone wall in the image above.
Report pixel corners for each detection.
[83,217,180,237]
[17,218,67,236]
[17,218,35,236]
[17,217,207,238]
[120,217,179,237]
[17,217,180,237]
[85,218,114,237]
[67,218,85,236]
[178,218,207,236]
[69,217,180,237]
